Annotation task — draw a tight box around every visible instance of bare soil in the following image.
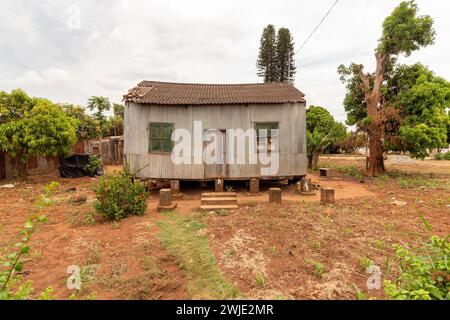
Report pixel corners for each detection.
[0,156,449,299]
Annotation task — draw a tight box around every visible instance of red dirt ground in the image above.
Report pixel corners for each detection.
[1,157,449,299]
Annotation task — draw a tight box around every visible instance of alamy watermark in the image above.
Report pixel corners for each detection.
[170,121,279,176]
[366,265,381,290]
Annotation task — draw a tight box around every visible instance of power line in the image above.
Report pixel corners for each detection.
[295,0,340,55]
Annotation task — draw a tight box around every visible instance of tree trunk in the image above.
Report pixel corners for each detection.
[359,52,388,176]
[16,154,28,180]
[311,151,320,171]
[367,124,385,176]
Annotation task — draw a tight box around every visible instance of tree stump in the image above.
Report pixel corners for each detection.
[320,188,335,205]
[269,188,282,203]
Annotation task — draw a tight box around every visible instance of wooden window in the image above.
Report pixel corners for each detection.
[149,122,174,153]
[255,122,279,152]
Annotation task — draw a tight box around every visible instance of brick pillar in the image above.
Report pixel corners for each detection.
[170,180,180,194]
[215,179,224,192]
[320,188,335,205]
[249,178,259,194]
[269,188,282,203]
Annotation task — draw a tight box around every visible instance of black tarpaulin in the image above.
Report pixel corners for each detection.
[59,154,102,178]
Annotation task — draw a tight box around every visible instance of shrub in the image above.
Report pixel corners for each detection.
[384,235,449,300]
[84,155,102,176]
[435,151,450,160]
[93,171,148,221]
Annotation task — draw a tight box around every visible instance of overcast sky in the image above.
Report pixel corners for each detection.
[1,0,449,123]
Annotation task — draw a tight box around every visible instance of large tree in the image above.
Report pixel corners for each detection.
[306,106,347,170]
[63,104,97,139]
[109,103,124,136]
[338,1,435,175]
[0,90,77,178]
[276,27,296,83]
[257,24,278,82]
[87,96,111,136]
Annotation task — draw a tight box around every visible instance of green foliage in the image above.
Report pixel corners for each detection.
[378,1,435,56]
[360,257,374,270]
[306,106,347,169]
[254,272,266,289]
[84,155,102,176]
[276,27,296,83]
[435,151,450,160]
[63,104,97,139]
[384,235,449,300]
[256,24,278,83]
[338,1,443,162]
[0,90,78,176]
[313,261,325,279]
[0,182,58,300]
[257,25,296,83]
[87,96,112,138]
[93,171,148,221]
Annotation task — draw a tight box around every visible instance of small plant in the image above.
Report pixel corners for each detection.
[85,211,96,225]
[84,155,102,176]
[216,209,229,216]
[371,239,385,250]
[93,170,148,221]
[254,271,266,289]
[270,245,278,255]
[88,241,101,264]
[313,261,325,279]
[360,257,374,270]
[384,235,449,300]
[247,200,258,208]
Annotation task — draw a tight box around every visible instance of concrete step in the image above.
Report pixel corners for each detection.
[200,204,239,210]
[201,192,237,198]
[201,197,238,205]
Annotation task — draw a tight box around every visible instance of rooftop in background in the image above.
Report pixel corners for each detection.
[123,81,305,105]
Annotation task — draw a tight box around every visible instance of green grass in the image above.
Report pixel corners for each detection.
[395,176,447,190]
[156,211,241,299]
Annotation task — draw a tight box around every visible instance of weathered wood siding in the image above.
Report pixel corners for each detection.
[124,102,306,179]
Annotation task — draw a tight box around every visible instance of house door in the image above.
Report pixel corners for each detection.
[204,129,227,179]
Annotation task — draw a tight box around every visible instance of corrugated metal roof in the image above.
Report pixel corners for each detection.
[124,81,305,105]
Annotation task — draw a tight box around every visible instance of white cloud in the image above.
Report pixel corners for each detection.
[0,0,449,122]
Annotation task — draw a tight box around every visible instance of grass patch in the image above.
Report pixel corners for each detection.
[156,211,241,299]
[395,176,446,190]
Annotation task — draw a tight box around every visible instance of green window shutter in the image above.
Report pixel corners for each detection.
[149,122,174,153]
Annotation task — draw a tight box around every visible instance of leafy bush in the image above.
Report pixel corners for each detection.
[435,151,450,160]
[384,235,449,300]
[84,155,102,176]
[93,171,148,221]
